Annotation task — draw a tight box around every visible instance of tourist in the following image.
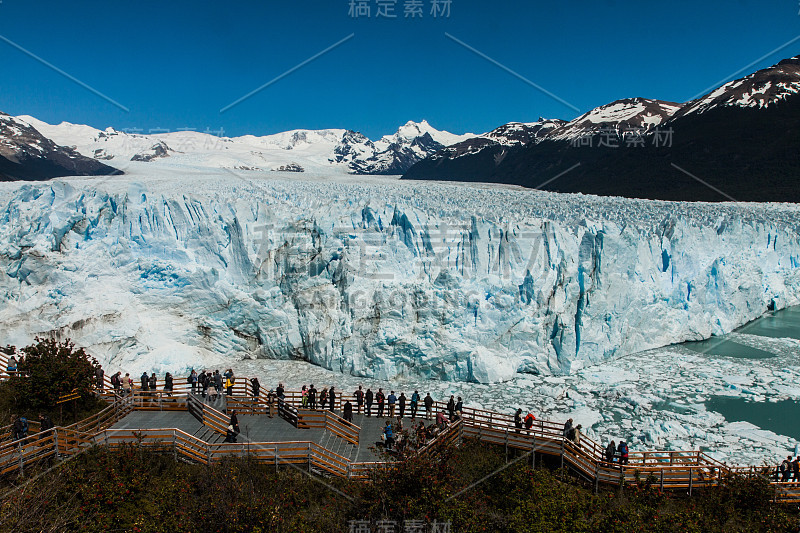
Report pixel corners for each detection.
[6,356,17,373]
[424,393,434,420]
[38,413,54,440]
[225,374,234,396]
[213,370,222,395]
[436,410,449,430]
[571,424,582,446]
[563,418,573,438]
[410,390,420,419]
[12,415,27,442]
[266,389,276,417]
[320,387,328,410]
[122,373,133,395]
[301,385,308,407]
[617,441,629,465]
[250,377,260,399]
[276,382,285,400]
[208,380,218,402]
[164,372,174,397]
[524,413,535,433]
[605,440,616,464]
[376,388,385,417]
[199,370,208,397]
[793,456,799,482]
[148,373,157,394]
[384,420,395,450]
[230,410,240,435]
[398,392,407,418]
[355,385,364,414]
[455,396,463,419]
[111,371,122,393]
[514,409,523,433]
[447,395,455,421]
[95,366,105,390]
[781,456,793,482]
[224,424,237,443]
[308,384,316,409]
[365,388,373,416]
[329,386,336,412]
[388,391,397,417]
[343,400,353,423]
[140,371,149,392]
[188,369,198,394]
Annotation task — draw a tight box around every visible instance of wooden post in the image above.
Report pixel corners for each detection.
[504,428,509,463]
[660,469,664,491]
[53,428,59,458]
[531,436,536,469]
[308,443,312,472]
[594,461,599,494]
[560,438,565,469]
[688,467,693,497]
[173,430,177,461]
[274,447,278,472]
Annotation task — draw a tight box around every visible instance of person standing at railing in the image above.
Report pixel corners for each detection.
[307,384,316,409]
[398,392,406,418]
[563,418,573,438]
[266,390,276,417]
[148,373,157,395]
[320,387,328,410]
[388,391,397,418]
[354,385,364,414]
[410,390,420,419]
[329,386,336,412]
[424,393,433,420]
[198,370,208,397]
[605,440,617,464]
[301,385,308,407]
[164,373,174,397]
[514,409,522,433]
[122,373,133,395]
[792,456,799,482]
[376,389,385,417]
[225,375,234,396]
[447,395,455,421]
[365,388,373,416]
[524,413,535,433]
[343,399,353,423]
[140,371,149,392]
[250,377,260,399]
[617,441,629,465]
[213,370,223,396]
[188,369,198,395]
[781,456,793,482]
[276,383,285,401]
[454,397,463,419]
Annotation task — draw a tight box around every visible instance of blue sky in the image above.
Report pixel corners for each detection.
[1,0,799,139]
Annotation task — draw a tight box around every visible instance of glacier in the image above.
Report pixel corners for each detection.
[0,167,799,385]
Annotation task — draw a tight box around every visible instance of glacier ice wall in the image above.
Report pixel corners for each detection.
[1,174,799,383]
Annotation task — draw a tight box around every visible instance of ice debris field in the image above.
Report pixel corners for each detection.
[0,164,799,465]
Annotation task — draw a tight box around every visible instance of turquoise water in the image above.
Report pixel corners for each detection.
[705,396,800,442]
[735,307,800,340]
[683,337,776,359]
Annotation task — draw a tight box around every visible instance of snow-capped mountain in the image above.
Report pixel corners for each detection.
[404,55,800,202]
[544,98,681,142]
[16,116,471,176]
[673,56,800,118]
[0,113,119,181]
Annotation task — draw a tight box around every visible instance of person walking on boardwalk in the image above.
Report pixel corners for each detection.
[376,388,385,417]
[230,410,240,435]
[365,388,373,416]
[355,385,364,414]
[524,413,535,433]
[320,387,328,410]
[225,424,237,443]
[122,373,133,395]
[95,366,105,390]
[447,395,455,421]
[308,384,316,409]
[410,390,420,419]
[605,440,616,464]
[514,409,523,433]
[424,393,434,420]
[329,386,336,412]
[398,392,407,418]
[388,391,397,417]
[384,420,395,450]
[250,377,260,399]
[617,441,629,466]
[111,371,122,393]
[343,400,353,423]
[140,371,149,392]
[188,369,198,394]
[571,424,582,446]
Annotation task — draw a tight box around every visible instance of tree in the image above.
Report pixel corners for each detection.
[9,337,101,413]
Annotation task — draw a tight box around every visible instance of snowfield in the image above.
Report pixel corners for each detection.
[0,166,799,464]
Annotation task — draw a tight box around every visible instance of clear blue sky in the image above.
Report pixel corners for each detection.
[1,0,799,139]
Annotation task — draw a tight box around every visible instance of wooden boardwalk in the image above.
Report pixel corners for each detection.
[1,357,799,502]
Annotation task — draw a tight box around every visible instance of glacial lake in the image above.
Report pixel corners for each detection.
[705,396,800,442]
